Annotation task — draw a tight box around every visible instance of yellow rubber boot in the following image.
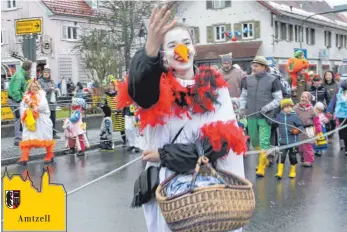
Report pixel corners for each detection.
[256,152,267,177]
[289,165,296,178]
[275,163,284,179]
[255,146,261,171]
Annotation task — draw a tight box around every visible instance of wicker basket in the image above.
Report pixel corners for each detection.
[155,156,255,232]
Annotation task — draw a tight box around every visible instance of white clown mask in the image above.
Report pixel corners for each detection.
[162,27,196,71]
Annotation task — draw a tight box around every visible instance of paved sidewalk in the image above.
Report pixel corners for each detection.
[1,129,123,165]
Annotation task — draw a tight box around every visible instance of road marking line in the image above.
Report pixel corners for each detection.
[66,155,142,196]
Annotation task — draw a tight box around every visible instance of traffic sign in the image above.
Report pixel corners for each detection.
[319,49,329,61]
[266,57,277,67]
[15,18,42,36]
[294,48,307,59]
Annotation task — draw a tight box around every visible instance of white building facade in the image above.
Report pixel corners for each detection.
[1,0,101,84]
[175,0,347,76]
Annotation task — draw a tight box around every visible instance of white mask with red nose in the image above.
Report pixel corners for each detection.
[162,27,196,71]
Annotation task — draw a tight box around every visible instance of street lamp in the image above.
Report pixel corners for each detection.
[299,6,347,49]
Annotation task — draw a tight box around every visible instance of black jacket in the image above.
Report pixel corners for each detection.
[309,85,330,107]
[324,80,339,103]
[128,48,230,173]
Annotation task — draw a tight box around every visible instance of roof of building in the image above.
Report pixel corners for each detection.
[195,41,262,61]
[41,0,96,17]
[260,1,347,28]
[273,1,347,22]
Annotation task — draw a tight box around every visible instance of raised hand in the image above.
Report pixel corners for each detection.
[145,6,177,57]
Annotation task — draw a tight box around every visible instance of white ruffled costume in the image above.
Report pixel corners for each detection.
[20,90,53,141]
[139,79,244,232]
[19,89,55,162]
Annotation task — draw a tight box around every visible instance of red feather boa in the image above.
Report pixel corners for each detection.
[200,121,248,156]
[115,66,228,132]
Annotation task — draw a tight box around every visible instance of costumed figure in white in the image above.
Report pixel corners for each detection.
[18,79,55,165]
[116,7,248,232]
[60,77,67,96]
[99,103,114,151]
[123,103,141,153]
[63,97,90,156]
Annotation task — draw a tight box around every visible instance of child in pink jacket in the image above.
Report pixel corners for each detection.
[294,92,321,167]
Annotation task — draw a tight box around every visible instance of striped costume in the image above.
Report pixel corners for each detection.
[105,92,125,132]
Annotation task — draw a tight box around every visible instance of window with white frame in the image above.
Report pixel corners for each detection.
[242,23,254,39]
[213,0,225,9]
[275,21,279,39]
[280,22,287,40]
[305,27,315,45]
[62,26,79,41]
[7,0,16,9]
[324,31,332,47]
[188,28,195,43]
[294,25,303,42]
[288,24,293,41]
[336,34,343,48]
[67,27,78,40]
[214,25,225,41]
[1,30,9,45]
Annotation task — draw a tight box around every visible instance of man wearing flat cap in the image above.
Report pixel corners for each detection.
[8,60,33,146]
[239,56,283,177]
[218,53,247,98]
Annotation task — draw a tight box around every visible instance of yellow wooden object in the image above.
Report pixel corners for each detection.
[1,107,14,120]
[1,91,14,120]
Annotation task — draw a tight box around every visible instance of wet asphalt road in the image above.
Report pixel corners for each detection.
[1,142,347,232]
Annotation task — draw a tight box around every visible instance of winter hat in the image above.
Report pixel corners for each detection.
[252,56,268,66]
[280,98,294,109]
[231,98,240,109]
[71,97,86,109]
[220,53,233,63]
[314,102,325,111]
[101,105,112,117]
[312,75,321,82]
[22,60,32,71]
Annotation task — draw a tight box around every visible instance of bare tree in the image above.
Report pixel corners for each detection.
[74,29,121,83]
[90,0,180,70]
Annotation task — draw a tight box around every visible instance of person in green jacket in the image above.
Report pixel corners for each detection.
[7,60,32,146]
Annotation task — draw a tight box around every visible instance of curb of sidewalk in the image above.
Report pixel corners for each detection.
[1,140,123,166]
